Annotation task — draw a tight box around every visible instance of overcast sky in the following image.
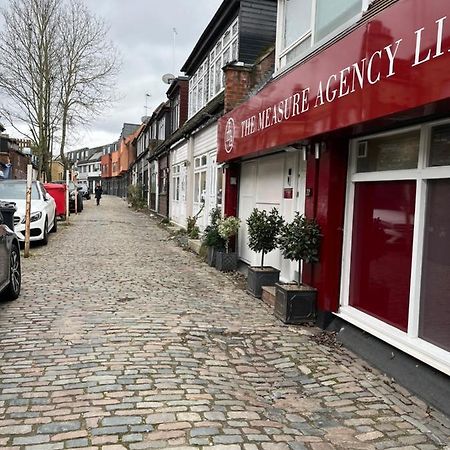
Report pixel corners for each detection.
[0,0,223,151]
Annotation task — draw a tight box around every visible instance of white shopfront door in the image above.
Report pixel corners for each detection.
[238,151,306,282]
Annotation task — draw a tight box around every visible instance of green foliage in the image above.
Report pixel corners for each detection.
[186,216,200,239]
[247,208,284,268]
[203,226,225,249]
[127,184,146,209]
[202,207,225,249]
[209,207,222,227]
[278,213,322,285]
[218,216,241,253]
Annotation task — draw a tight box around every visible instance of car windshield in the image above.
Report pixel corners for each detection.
[0,181,41,200]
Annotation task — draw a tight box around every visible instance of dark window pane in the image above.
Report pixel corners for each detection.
[419,179,450,351]
[356,131,420,173]
[429,124,450,167]
[349,181,416,331]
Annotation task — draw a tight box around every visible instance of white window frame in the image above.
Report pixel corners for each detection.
[171,94,180,132]
[158,117,166,140]
[275,0,372,73]
[339,119,450,375]
[172,164,181,202]
[193,155,208,204]
[188,17,239,119]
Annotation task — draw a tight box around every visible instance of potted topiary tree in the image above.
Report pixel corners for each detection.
[202,207,225,267]
[246,208,284,298]
[216,216,241,272]
[275,213,321,324]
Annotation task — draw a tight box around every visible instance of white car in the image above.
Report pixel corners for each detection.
[0,180,57,245]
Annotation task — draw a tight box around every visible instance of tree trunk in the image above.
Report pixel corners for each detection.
[298,260,302,287]
[261,251,265,269]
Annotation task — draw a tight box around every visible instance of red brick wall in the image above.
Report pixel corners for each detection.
[224,49,275,113]
[101,154,112,179]
[5,150,29,179]
[224,66,252,114]
[178,80,189,127]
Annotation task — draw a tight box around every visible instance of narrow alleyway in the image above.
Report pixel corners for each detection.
[0,196,449,450]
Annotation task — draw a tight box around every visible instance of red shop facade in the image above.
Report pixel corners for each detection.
[218,0,450,375]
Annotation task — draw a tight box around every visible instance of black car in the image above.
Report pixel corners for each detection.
[50,180,83,212]
[0,202,21,301]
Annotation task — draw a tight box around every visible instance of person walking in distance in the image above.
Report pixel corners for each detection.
[94,183,103,206]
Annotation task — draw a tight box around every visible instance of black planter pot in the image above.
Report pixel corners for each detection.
[247,266,280,298]
[207,246,215,266]
[215,251,238,272]
[274,283,317,324]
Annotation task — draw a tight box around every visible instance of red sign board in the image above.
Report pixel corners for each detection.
[283,188,293,199]
[218,0,450,162]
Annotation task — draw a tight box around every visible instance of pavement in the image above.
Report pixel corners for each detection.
[0,195,449,450]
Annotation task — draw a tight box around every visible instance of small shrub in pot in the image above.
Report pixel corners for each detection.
[275,213,322,323]
[216,216,241,272]
[246,208,284,297]
[202,208,225,266]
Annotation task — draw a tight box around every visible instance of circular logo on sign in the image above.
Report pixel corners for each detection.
[224,118,235,154]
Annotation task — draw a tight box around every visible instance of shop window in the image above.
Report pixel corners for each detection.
[344,120,450,372]
[429,124,450,167]
[349,181,416,331]
[419,179,450,351]
[356,130,420,173]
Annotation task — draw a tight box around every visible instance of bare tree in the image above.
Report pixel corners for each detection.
[57,0,118,169]
[0,0,61,180]
[0,0,118,180]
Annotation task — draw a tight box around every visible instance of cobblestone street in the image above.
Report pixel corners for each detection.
[0,196,449,450]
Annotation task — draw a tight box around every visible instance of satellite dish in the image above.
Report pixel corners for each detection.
[162,73,176,85]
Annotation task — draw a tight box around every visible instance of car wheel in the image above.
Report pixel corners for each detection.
[3,244,21,301]
[51,216,57,233]
[42,218,49,245]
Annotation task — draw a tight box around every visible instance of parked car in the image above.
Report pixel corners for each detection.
[0,202,21,300]
[77,182,91,200]
[0,180,57,245]
[50,180,83,212]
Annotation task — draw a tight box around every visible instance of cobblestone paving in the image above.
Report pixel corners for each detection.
[0,196,449,450]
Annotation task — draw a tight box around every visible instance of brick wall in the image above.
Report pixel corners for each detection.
[179,80,189,127]
[224,48,275,113]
